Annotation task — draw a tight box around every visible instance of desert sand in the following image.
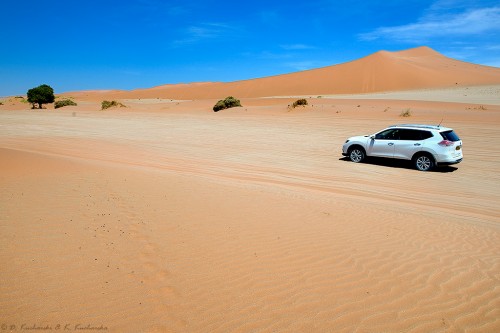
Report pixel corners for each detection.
[1,48,499,332]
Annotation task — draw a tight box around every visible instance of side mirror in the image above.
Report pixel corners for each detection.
[370,135,375,140]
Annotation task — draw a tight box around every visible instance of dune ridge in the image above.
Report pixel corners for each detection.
[66,46,500,101]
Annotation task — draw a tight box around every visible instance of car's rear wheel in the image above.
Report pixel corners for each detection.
[414,154,435,171]
[348,147,366,163]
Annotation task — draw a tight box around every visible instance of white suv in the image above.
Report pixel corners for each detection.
[342,124,463,171]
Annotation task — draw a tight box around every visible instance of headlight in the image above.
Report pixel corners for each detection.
[345,140,350,143]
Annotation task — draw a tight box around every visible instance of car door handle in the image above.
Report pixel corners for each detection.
[414,143,421,146]
[388,143,394,146]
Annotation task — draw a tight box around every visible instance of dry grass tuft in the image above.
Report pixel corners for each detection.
[400,108,412,117]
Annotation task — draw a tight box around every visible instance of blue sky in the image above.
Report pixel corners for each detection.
[1,0,499,96]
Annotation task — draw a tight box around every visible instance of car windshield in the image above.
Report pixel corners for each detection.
[440,130,460,142]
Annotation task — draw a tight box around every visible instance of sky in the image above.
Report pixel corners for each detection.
[1,0,499,96]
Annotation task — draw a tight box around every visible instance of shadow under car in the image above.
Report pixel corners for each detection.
[339,156,459,173]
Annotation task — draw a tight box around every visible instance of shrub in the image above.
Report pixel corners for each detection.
[292,99,308,108]
[101,100,125,110]
[14,96,28,103]
[54,99,77,109]
[213,96,242,112]
[400,108,412,117]
[465,105,488,110]
[213,100,226,112]
[224,96,241,108]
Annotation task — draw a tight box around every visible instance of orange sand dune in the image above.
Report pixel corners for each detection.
[67,46,500,101]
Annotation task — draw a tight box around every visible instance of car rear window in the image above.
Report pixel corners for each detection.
[440,130,460,142]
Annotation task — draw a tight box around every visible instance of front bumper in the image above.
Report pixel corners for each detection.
[342,144,349,155]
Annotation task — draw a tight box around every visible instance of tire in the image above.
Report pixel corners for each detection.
[414,154,435,171]
[348,146,366,163]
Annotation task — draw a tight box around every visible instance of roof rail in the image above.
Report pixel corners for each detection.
[389,124,442,130]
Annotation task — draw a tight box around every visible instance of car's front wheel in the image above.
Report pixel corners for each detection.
[348,146,366,163]
[414,154,435,171]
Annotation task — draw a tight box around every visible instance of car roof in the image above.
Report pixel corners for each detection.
[388,124,452,131]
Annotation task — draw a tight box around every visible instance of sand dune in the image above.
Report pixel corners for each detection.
[64,46,500,101]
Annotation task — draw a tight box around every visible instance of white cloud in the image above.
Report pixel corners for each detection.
[186,25,220,39]
[257,51,294,60]
[485,44,500,50]
[359,6,500,42]
[443,44,500,67]
[172,23,235,47]
[280,44,317,50]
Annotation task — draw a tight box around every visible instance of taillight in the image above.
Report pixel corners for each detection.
[438,140,454,147]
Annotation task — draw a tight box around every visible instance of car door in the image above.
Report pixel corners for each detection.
[367,129,398,157]
[394,129,427,159]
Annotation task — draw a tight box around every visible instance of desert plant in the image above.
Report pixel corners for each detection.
[54,99,77,109]
[213,100,226,112]
[10,96,28,104]
[400,108,412,117]
[15,96,28,103]
[101,100,125,110]
[292,99,308,108]
[213,96,242,112]
[27,84,55,109]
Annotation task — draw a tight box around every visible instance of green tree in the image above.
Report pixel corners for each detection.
[27,84,55,109]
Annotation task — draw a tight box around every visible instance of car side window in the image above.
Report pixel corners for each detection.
[399,129,411,140]
[420,131,433,140]
[375,129,399,140]
[397,129,433,141]
[400,129,419,140]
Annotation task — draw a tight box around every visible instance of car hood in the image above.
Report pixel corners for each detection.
[347,135,370,141]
